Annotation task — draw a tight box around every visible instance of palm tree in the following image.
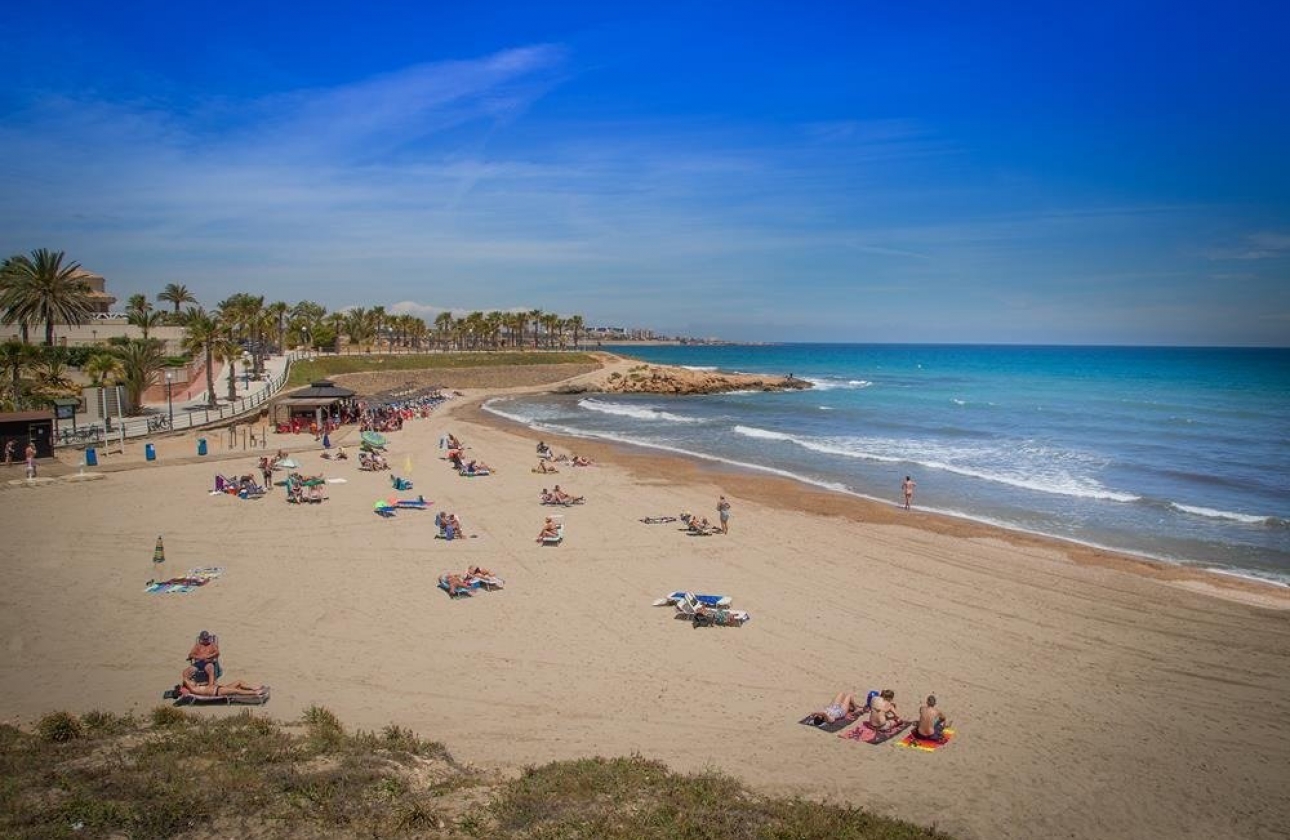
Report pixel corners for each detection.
[157,283,197,316]
[266,301,290,354]
[83,352,124,387]
[0,256,34,343]
[2,249,93,346]
[541,313,562,349]
[213,332,242,403]
[0,340,39,409]
[344,308,376,352]
[324,311,348,352]
[35,347,76,395]
[528,309,543,349]
[180,307,220,408]
[111,338,166,414]
[434,312,455,350]
[567,315,585,350]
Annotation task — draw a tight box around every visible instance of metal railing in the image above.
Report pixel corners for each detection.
[56,352,304,448]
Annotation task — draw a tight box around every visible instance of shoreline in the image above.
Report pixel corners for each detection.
[466,389,1290,612]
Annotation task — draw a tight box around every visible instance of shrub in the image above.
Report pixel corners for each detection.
[150,705,191,727]
[36,711,82,742]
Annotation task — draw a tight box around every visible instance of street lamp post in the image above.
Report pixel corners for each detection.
[164,371,174,430]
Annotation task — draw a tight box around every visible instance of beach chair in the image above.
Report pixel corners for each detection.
[652,591,732,608]
[675,592,750,627]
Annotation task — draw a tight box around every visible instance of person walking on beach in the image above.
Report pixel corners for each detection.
[717,495,731,534]
[24,441,37,479]
[4,439,15,465]
[902,475,916,510]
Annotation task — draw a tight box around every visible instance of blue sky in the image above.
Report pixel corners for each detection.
[2,1,1287,345]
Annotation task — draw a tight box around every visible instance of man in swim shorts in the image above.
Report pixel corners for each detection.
[182,667,266,697]
[916,695,948,741]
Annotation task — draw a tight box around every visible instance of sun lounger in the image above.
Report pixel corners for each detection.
[438,574,474,598]
[675,592,749,627]
[540,516,564,545]
[458,468,491,477]
[163,685,271,706]
[392,495,429,509]
[652,592,732,607]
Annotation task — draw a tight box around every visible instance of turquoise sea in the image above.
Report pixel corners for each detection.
[485,344,1290,584]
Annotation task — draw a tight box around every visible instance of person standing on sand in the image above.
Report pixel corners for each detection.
[24,441,37,479]
[717,495,731,534]
[902,475,916,510]
[4,439,15,465]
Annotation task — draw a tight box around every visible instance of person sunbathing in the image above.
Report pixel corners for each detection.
[551,485,583,504]
[571,455,593,466]
[468,565,495,578]
[868,689,902,731]
[182,667,266,697]
[914,695,949,741]
[536,517,561,542]
[533,460,558,474]
[810,692,866,725]
[687,516,720,534]
[441,572,472,597]
[462,460,492,475]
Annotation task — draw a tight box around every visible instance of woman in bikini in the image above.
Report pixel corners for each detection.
[182,667,266,697]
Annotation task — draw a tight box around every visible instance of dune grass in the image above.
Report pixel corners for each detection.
[1,708,953,839]
[287,352,599,387]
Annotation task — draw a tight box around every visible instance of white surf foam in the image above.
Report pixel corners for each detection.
[579,398,704,424]
[1170,503,1272,525]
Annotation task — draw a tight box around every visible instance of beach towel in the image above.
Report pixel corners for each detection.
[639,516,678,524]
[146,567,223,594]
[799,713,860,733]
[839,720,913,745]
[166,686,270,706]
[898,728,956,751]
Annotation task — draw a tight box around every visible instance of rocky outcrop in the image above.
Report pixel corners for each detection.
[558,364,811,396]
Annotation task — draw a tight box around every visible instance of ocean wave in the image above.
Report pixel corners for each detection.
[732,425,1139,502]
[804,377,873,391]
[681,365,718,371]
[1169,503,1278,526]
[579,398,704,424]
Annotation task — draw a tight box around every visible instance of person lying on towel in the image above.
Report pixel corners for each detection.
[869,689,903,731]
[808,692,867,726]
[914,695,949,741]
[182,666,266,698]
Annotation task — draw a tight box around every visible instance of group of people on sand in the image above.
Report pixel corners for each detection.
[5,439,39,478]
[540,485,584,506]
[435,511,467,540]
[812,688,949,742]
[535,440,593,468]
[175,630,267,699]
[440,565,503,596]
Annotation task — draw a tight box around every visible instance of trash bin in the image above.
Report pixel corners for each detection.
[145,443,156,461]
[85,447,98,467]
[197,438,208,456]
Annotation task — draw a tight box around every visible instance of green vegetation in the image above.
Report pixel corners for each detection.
[0,710,951,840]
[288,352,599,387]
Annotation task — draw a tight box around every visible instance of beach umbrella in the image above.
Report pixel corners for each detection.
[152,535,166,566]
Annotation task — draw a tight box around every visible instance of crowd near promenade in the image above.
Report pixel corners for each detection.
[0,357,1287,840]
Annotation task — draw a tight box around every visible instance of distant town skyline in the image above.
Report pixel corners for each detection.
[1,2,1287,346]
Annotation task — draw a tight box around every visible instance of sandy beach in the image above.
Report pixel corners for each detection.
[1,364,1288,840]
